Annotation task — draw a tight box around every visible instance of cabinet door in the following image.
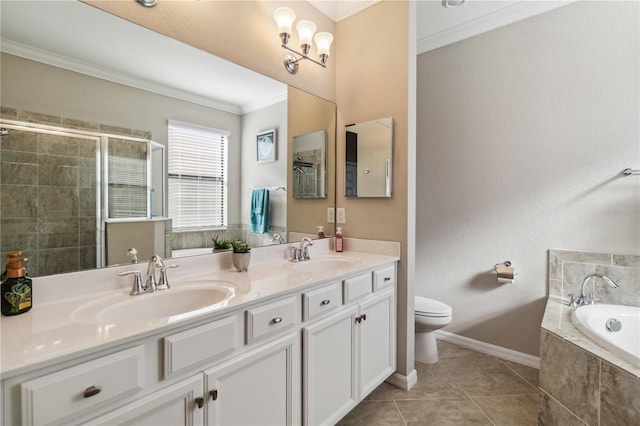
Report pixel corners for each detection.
[303,306,358,426]
[205,333,299,426]
[359,288,396,398]
[88,374,204,426]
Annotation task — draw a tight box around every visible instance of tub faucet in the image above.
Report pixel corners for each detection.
[271,233,285,244]
[568,274,620,307]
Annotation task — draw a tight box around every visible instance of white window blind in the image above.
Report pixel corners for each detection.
[108,155,148,218]
[168,120,228,230]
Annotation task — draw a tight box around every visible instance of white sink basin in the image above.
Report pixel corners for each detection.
[292,257,356,273]
[72,285,234,324]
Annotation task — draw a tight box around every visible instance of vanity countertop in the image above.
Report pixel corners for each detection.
[0,240,399,379]
[541,297,639,377]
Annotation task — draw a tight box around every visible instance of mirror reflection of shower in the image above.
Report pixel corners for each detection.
[292,130,327,199]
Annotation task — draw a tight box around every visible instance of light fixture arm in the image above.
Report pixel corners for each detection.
[282,44,327,69]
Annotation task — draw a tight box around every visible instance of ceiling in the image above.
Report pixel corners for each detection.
[0,1,574,114]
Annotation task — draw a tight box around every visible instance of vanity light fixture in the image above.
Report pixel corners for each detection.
[273,7,333,74]
[442,0,466,8]
[136,0,158,7]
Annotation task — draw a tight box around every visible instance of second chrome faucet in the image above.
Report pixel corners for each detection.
[288,237,313,262]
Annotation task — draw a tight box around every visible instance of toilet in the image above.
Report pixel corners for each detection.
[415,296,453,364]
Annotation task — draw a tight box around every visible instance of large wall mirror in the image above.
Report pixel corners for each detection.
[0,1,336,277]
[345,117,393,197]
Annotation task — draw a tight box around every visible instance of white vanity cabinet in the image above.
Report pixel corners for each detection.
[1,257,397,426]
[302,266,396,426]
[205,333,299,426]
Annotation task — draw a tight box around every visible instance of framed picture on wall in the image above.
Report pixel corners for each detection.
[257,129,277,163]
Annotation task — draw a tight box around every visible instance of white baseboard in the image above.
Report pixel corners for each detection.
[385,369,418,391]
[436,330,540,369]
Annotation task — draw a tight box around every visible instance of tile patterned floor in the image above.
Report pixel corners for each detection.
[337,341,540,426]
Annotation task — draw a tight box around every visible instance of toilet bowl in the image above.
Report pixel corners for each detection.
[415,296,452,364]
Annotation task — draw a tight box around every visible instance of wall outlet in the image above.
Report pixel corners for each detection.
[336,207,346,224]
[327,208,335,223]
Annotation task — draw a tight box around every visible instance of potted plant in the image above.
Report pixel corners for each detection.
[231,241,251,272]
[212,236,233,253]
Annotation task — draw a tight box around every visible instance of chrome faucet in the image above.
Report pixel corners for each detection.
[145,255,165,292]
[568,274,620,307]
[288,237,313,262]
[118,255,178,296]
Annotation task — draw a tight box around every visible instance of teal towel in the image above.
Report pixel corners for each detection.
[250,189,270,234]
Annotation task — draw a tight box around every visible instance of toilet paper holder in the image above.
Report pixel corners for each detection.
[493,260,512,272]
[493,260,516,284]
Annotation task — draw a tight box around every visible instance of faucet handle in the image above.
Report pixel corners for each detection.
[568,293,577,307]
[119,271,145,296]
[157,264,179,291]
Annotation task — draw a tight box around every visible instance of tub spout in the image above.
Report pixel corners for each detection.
[569,274,620,307]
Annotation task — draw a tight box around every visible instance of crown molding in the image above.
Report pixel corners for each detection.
[417,0,576,54]
[308,0,379,22]
[1,39,245,115]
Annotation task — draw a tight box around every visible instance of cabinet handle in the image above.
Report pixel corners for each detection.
[355,316,361,324]
[272,317,283,324]
[321,299,331,306]
[195,397,205,409]
[83,385,102,398]
[210,389,218,401]
[362,314,367,321]
[384,277,391,282]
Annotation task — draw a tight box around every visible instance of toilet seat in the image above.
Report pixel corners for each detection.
[415,297,452,318]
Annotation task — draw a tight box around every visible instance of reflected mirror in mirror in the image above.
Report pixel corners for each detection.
[292,130,327,199]
[345,117,393,198]
[0,1,336,277]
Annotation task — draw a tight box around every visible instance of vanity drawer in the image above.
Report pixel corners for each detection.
[303,282,342,321]
[373,265,395,291]
[164,315,240,378]
[343,272,372,304]
[246,297,297,344]
[21,346,145,426]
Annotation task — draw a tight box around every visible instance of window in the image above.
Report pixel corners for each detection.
[168,120,228,230]
[108,138,148,219]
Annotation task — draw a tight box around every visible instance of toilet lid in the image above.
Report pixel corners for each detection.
[415,297,452,317]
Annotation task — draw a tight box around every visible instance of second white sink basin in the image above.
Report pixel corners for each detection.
[72,284,235,324]
[292,257,356,273]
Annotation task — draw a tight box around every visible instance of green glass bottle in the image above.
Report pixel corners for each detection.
[1,255,32,316]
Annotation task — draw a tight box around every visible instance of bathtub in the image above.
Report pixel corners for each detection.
[572,304,640,366]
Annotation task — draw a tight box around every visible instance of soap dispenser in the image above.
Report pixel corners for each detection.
[1,251,23,281]
[335,227,343,252]
[1,255,32,316]
[317,226,325,239]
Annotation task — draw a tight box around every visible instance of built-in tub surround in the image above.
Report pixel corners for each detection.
[0,237,399,377]
[539,249,639,425]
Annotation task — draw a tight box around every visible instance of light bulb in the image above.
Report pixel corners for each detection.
[296,20,316,55]
[314,32,333,64]
[273,7,295,45]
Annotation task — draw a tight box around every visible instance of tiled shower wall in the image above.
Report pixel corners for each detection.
[0,127,97,276]
[1,108,155,276]
[539,249,640,425]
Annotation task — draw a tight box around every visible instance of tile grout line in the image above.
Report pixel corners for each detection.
[392,399,409,426]
[496,358,539,390]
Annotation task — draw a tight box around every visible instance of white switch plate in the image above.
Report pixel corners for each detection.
[336,208,346,224]
[327,208,335,223]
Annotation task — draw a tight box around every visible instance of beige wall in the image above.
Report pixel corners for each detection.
[416,1,639,356]
[85,0,336,102]
[336,2,412,376]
